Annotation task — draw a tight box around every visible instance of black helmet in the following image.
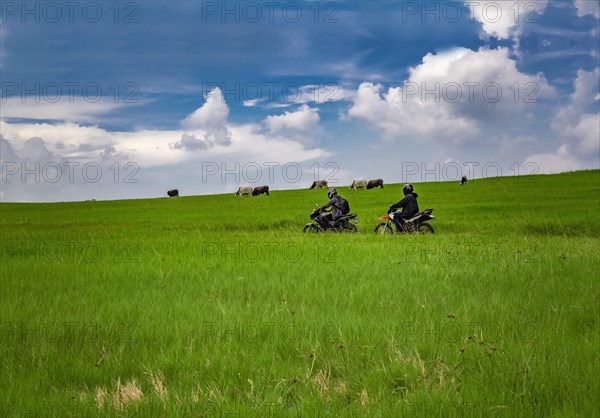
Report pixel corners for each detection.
[327,188,338,199]
[403,183,414,196]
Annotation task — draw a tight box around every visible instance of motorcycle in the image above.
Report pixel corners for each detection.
[303,204,359,233]
[374,208,435,234]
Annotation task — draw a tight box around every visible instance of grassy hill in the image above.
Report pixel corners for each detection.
[1,170,599,417]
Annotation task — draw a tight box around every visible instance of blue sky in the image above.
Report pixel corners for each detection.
[1,0,599,202]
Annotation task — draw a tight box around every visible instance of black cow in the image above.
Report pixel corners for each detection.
[309,180,328,189]
[460,175,468,186]
[167,189,179,197]
[252,185,270,196]
[367,179,384,189]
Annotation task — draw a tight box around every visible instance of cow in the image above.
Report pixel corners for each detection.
[252,185,270,196]
[367,179,384,189]
[234,186,253,197]
[167,189,179,197]
[460,175,468,186]
[310,180,328,189]
[349,179,367,190]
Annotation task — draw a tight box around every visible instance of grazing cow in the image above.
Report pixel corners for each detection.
[310,180,328,189]
[252,185,270,196]
[234,186,253,197]
[367,179,384,189]
[460,175,468,186]
[350,179,367,190]
[167,189,179,197]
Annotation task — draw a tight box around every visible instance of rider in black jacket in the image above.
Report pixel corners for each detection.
[320,188,346,225]
[389,184,419,232]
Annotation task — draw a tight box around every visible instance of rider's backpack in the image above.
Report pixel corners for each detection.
[338,198,350,215]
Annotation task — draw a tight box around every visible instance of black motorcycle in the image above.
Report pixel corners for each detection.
[303,204,358,233]
[374,208,435,234]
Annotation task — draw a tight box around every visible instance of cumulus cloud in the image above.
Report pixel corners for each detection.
[551,68,600,155]
[521,68,599,173]
[172,133,211,151]
[348,81,479,142]
[0,93,329,201]
[0,122,134,162]
[1,135,50,166]
[348,47,554,143]
[464,0,549,39]
[1,135,69,201]
[262,104,321,145]
[20,137,56,161]
[574,0,600,18]
[264,104,320,134]
[0,135,18,162]
[564,114,600,154]
[524,145,583,174]
[176,87,231,149]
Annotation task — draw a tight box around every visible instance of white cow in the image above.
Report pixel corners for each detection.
[234,186,253,197]
[350,179,367,190]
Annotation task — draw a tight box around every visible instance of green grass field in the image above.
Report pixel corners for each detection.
[1,170,599,417]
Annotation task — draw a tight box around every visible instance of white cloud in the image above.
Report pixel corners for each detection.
[552,68,600,155]
[574,0,600,18]
[0,98,137,123]
[559,113,600,155]
[251,85,355,108]
[570,67,599,108]
[347,47,554,143]
[263,104,320,136]
[0,122,124,158]
[296,84,356,105]
[524,145,583,174]
[0,94,329,201]
[348,80,479,142]
[0,134,104,202]
[523,68,599,174]
[172,133,211,151]
[464,1,549,39]
[0,114,326,171]
[178,87,231,148]
[243,98,267,107]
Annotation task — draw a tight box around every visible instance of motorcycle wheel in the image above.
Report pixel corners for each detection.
[374,222,394,234]
[342,222,358,233]
[417,222,434,234]
[303,224,320,233]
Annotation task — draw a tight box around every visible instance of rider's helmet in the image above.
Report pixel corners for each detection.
[403,183,414,196]
[327,188,338,199]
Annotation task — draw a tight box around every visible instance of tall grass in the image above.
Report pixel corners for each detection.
[1,170,599,417]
